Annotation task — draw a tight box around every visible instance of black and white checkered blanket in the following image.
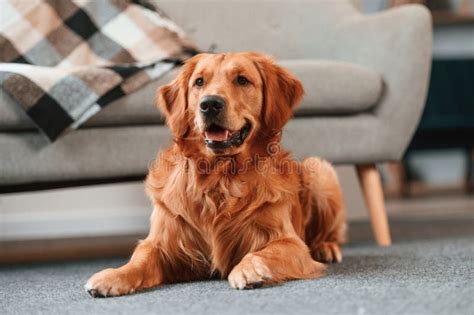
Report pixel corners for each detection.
[0,0,197,140]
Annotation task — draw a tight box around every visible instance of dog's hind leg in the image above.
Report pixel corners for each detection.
[301,157,347,263]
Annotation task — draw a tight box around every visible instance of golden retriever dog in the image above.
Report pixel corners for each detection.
[85,52,346,297]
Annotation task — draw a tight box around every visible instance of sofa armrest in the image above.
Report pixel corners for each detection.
[328,4,432,160]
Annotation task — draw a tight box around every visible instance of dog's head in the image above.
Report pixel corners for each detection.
[158,52,304,156]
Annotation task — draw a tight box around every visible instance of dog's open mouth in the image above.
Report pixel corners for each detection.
[204,122,251,150]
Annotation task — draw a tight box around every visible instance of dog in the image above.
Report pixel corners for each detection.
[85,52,346,297]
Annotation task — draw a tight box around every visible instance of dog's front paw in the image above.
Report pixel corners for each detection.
[85,268,139,298]
[311,242,342,263]
[228,254,273,290]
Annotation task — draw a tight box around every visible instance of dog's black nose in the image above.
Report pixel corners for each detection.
[200,95,225,116]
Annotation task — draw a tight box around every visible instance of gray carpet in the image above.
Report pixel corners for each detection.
[1,219,473,315]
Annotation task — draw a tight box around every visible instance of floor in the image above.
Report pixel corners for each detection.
[1,218,473,315]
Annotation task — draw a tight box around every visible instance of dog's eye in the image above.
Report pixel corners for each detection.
[236,75,249,86]
[195,78,204,87]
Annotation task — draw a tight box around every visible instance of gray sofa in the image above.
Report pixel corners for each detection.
[0,1,432,245]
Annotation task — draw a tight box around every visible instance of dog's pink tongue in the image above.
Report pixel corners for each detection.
[205,129,229,141]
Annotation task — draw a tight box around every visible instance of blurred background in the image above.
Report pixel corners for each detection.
[357,0,473,219]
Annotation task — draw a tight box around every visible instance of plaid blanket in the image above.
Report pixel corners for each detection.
[0,0,197,140]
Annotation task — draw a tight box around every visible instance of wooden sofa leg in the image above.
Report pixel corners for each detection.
[356,164,392,247]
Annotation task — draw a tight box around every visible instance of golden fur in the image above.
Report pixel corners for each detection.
[86,52,346,297]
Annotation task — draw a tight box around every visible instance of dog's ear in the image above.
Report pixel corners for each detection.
[157,55,201,139]
[250,53,304,134]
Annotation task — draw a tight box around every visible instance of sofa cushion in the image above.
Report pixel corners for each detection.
[281,60,383,115]
[0,60,382,131]
[0,114,387,185]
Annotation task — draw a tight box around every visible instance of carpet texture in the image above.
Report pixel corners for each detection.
[1,219,473,315]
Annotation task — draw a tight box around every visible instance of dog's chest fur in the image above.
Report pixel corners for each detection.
[146,151,308,275]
